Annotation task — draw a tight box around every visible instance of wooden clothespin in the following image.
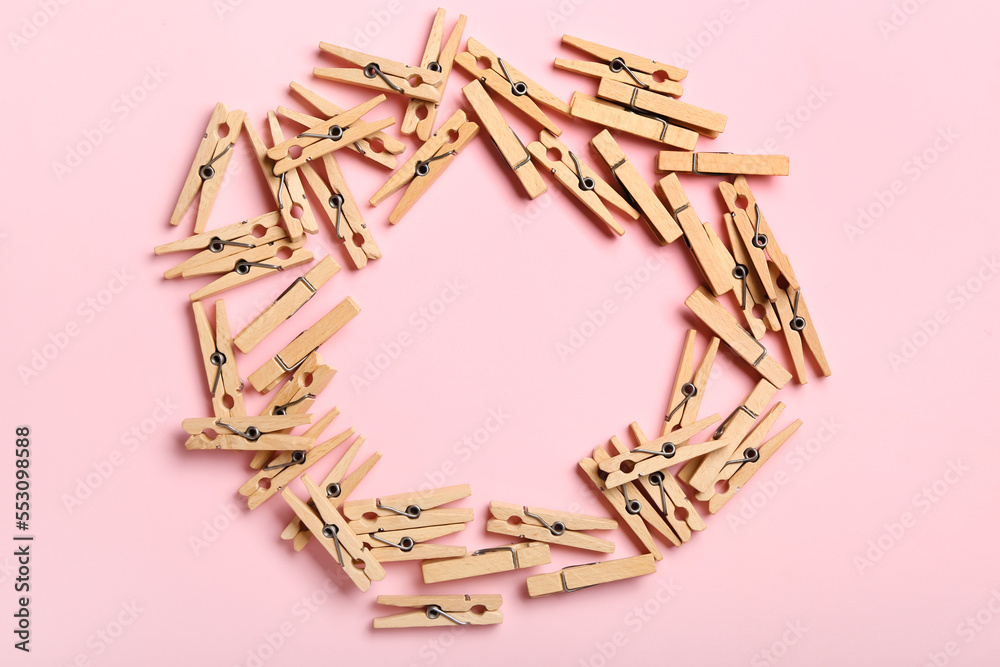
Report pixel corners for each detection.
[343,484,473,536]
[282,433,381,551]
[248,296,360,393]
[422,542,551,584]
[282,473,386,591]
[556,35,686,97]
[240,409,352,509]
[455,39,566,135]
[486,501,617,553]
[315,43,443,101]
[527,130,638,235]
[718,176,798,290]
[192,299,244,418]
[768,263,831,383]
[361,524,467,563]
[598,415,724,488]
[234,256,340,353]
[678,379,778,493]
[155,212,282,279]
[374,595,503,629]
[286,81,405,169]
[657,152,789,176]
[402,9,467,140]
[597,79,726,138]
[589,130,681,244]
[369,109,479,224]
[266,96,394,175]
[569,94,698,150]
[462,79,547,199]
[685,286,792,388]
[660,330,718,438]
[526,554,656,598]
[182,414,313,450]
[178,233,304,280]
[169,103,245,232]
[188,247,313,302]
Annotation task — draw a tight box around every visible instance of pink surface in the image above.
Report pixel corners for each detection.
[3,0,999,664]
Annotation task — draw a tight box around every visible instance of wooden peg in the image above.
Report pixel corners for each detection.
[188,248,313,302]
[266,113,319,236]
[723,176,798,289]
[362,524,468,562]
[191,299,245,418]
[707,418,802,513]
[660,330,718,438]
[554,59,682,97]
[162,225,288,280]
[182,414,313,451]
[526,554,656,598]
[598,415,724,488]
[422,542,551,584]
[244,116,314,242]
[343,484,472,520]
[402,10,467,141]
[374,595,503,628]
[769,263,831,384]
[179,235,304,278]
[657,152,789,176]
[570,93,698,150]
[560,34,686,84]
[597,79,726,137]
[315,43,443,101]
[155,211,281,274]
[487,501,617,553]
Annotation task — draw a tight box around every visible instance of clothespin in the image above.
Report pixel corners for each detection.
[768,263,831,383]
[182,414,313,450]
[374,595,503,629]
[361,524,468,563]
[248,296,360,393]
[556,35,685,97]
[155,212,282,279]
[266,96,394,175]
[343,484,473,536]
[169,103,246,232]
[589,130,681,244]
[178,234,304,280]
[455,39,566,135]
[716,203,779,340]
[657,173,735,296]
[402,9,467,141]
[188,246,313,302]
[525,554,656,598]
[719,176,798,289]
[239,408,352,509]
[486,501,617,553]
[527,130,638,235]
[282,473,386,591]
[422,542,551,584]
[678,379,778,493]
[660,330,718,438]
[286,81,405,169]
[369,109,479,224]
[597,79,726,137]
[282,434,381,551]
[234,256,340,353]
[657,152,789,176]
[315,43,443,101]
[685,286,792,389]
[569,94,698,149]
[462,79,547,199]
[191,299,244,418]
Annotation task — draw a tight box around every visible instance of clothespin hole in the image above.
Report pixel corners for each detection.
[651,70,670,84]
[251,225,268,238]
[714,480,729,495]
[289,204,304,220]
[351,232,366,248]
[362,512,379,522]
[351,558,366,570]
[203,428,218,439]
[545,147,563,162]
[674,507,690,522]
[619,460,636,474]
[276,246,294,260]
[408,74,424,88]
[301,372,314,387]
[734,195,749,209]
[415,105,429,120]
[288,145,304,159]
[217,122,230,138]
[469,605,487,616]
[506,515,522,527]
[368,138,385,153]
[222,395,235,409]
[447,129,460,144]
[257,478,272,490]
[775,275,790,290]
[475,56,492,71]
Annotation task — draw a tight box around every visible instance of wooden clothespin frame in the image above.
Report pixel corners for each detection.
[422,542,551,584]
[286,81,405,169]
[369,109,479,224]
[719,176,798,290]
[374,595,503,629]
[191,299,245,418]
[361,524,468,563]
[569,94,698,150]
[527,130,638,235]
[486,501,617,553]
[660,330,718,438]
[239,409,352,509]
[248,296,360,393]
[282,433,381,551]
[657,152,789,176]
[179,233,304,280]
[155,212,282,279]
[462,79,547,199]
[169,103,245,232]
[282,473,386,591]
[182,414,313,450]
[315,43,443,101]
[526,554,656,598]
[769,263,831,383]
[402,9,467,141]
[598,415,724,488]
[343,484,473,534]
[597,79,726,137]
[589,130,681,244]
[556,35,686,96]
[234,256,340,353]
[188,247,313,302]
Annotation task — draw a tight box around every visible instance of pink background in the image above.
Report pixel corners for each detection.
[4,0,999,665]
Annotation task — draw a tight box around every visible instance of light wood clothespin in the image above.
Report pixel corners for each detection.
[178,233,304,279]
[556,35,685,96]
[169,103,245,232]
[589,130,681,244]
[248,296,360,393]
[422,542,551,583]
[657,152,789,176]
[719,176,798,290]
[597,79,726,137]
[527,130,638,235]
[188,247,313,302]
[769,263,831,384]
[155,212,282,279]
[343,484,473,535]
[462,79,547,199]
[660,330,718,438]
[598,415,724,488]
[526,554,656,598]
[685,286,791,389]
[234,256,340,353]
[402,10,467,140]
[569,94,698,150]
[361,524,468,563]
[282,473,386,591]
[315,43,443,101]
[374,595,502,628]
[486,501,617,553]
[192,299,244,417]
[182,414,313,450]
[369,109,479,224]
